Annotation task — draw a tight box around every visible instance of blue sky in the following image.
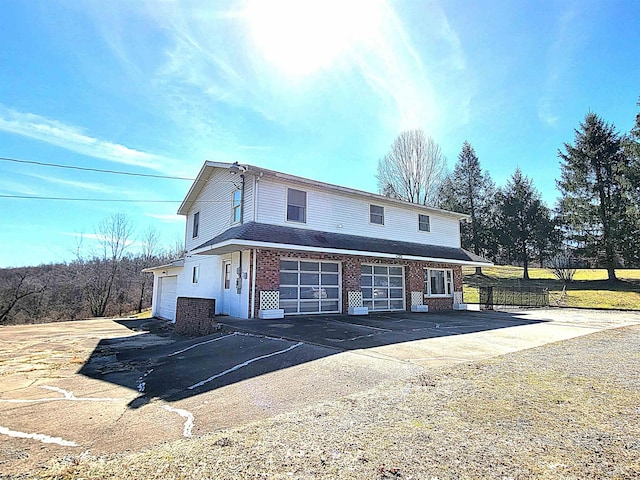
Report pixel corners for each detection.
[1,0,639,267]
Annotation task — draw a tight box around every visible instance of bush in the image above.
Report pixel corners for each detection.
[551,253,577,283]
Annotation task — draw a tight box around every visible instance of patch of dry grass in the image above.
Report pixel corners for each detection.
[35,326,640,480]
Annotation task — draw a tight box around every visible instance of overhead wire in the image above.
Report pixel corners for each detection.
[0,156,195,180]
[0,155,203,203]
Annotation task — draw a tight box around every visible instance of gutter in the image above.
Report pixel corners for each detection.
[190,239,493,267]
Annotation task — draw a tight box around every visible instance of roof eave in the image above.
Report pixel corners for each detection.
[191,239,493,267]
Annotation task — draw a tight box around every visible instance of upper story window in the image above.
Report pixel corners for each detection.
[287,188,307,223]
[232,190,242,223]
[424,268,453,297]
[192,211,200,238]
[419,214,430,232]
[370,204,384,225]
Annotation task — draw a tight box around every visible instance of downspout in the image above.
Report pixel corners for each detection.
[251,248,257,318]
[253,172,261,222]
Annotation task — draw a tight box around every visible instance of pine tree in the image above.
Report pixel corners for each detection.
[557,113,632,279]
[437,141,496,274]
[496,169,552,280]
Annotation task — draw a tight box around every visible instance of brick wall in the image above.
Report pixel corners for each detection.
[175,297,218,336]
[253,248,464,316]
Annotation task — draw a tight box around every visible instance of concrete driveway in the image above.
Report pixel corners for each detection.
[1,309,638,474]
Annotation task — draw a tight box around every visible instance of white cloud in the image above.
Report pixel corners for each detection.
[0,105,177,172]
[22,173,120,194]
[144,213,183,223]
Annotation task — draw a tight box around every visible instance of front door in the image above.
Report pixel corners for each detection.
[221,260,232,315]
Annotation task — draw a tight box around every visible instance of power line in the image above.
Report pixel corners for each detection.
[0,194,232,203]
[0,156,195,181]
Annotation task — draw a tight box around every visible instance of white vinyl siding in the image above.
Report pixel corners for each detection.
[185,168,254,251]
[256,177,461,248]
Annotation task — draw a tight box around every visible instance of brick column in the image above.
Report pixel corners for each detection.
[175,297,217,336]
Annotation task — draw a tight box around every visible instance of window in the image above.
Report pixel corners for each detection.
[287,188,307,223]
[192,265,199,284]
[232,190,242,223]
[370,204,384,225]
[424,268,453,297]
[192,212,200,238]
[224,262,231,289]
[419,214,430,232]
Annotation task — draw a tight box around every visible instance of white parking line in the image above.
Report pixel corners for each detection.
[0,425,78,447]
[0,386,126,403]
[188,342,304,390]
[168,333,238,357]
[162,405,194,437]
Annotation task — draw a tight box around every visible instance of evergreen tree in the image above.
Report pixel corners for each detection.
[496,169,552,280]
[622,100,640,266]
[437,141,497,274]
[557,113,632,279]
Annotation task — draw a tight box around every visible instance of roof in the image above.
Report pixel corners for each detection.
[192,222,491,266]
[177,161,470,220]
[142,258,185,273]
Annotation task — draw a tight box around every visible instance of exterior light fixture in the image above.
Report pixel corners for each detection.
[229,162,247,175]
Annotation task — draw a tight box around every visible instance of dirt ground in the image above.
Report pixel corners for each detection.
[35,324,640,480]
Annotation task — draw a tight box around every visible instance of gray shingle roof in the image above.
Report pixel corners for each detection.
[194,222,491,265]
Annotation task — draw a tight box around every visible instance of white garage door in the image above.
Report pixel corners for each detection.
[361,264,405,311]
[279,259,340,314]
[158,276,178,321]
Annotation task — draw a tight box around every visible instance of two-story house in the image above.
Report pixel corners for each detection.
[146,161,491,324]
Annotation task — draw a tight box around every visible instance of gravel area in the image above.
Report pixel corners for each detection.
[30,324,639,480]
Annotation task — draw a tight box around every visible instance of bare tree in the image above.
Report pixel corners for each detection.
[377,129,447,206]
[0,270,46,324]
[135,226,161,313]
[85,213,133,317]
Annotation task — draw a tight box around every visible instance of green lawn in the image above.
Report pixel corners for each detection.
[463,266,640,310]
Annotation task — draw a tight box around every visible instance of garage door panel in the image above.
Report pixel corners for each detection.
[158,276,178,321]
[279,259,340,315]
[361,264,405,312]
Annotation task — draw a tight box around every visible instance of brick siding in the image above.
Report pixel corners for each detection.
[252,248,463,316]
[175,297,218,336]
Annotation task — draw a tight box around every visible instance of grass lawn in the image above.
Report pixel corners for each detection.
[463,266,640,310]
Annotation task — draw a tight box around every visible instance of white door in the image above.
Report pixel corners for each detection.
[361,264,405,311]
[279,259,341,314]
[158,276,178,321]
[221,260,232,315]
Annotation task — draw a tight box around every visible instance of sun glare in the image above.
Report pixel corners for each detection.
[244,0,383,76]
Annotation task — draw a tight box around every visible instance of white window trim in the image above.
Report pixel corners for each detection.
[424,268,454,297]
[231,189,242,224]
[418,214,431,233]
[369,204,385,226]
[286,188,307,224]
[192,265,200,284]
[192,211,200,238]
